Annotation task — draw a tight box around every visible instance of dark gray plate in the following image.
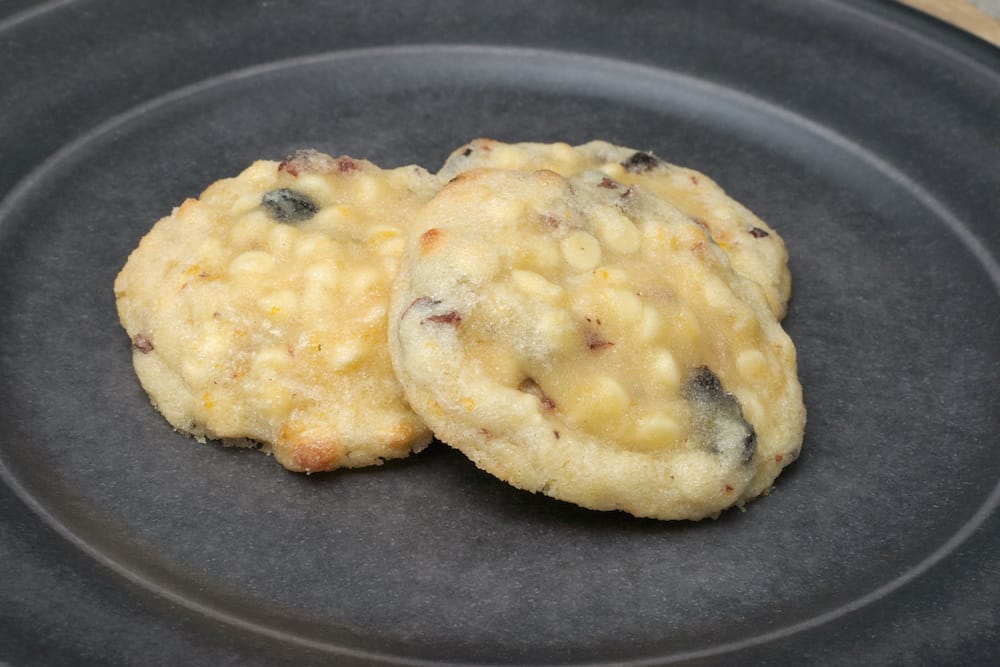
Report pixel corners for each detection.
[2,1,998,665]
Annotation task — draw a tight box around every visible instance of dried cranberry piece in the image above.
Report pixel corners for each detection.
[131,333,154,354]
[278,149,337,176]
[518,378,557,411]
[423,311,461,326]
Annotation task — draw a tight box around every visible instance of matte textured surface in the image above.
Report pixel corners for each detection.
[1,1,998,665]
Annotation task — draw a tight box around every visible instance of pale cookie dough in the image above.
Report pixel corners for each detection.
[389,168,805,520]
[439,138,792,319]
[115,150,436,472]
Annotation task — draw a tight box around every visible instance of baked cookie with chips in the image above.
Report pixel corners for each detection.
[115,150,436,472]
[439,139,791,319]
[389,167,805,520]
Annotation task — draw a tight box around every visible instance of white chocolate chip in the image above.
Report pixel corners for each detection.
[315,204,354,225]
[600,163,627,179]
[326,341,363,370]
[572,375,631,423]
[301,281,333,316]
[363,302,387,324]
[229,250,275,274]
[702,276,732,311]
[672,450,723,500]
[511,269,565,303]
[377,236,405,257]
[602,288,643,327]
[304,262,338,287]
[592,266,630,286]
[356,175,383,203]
[292,174,326,194]
[736,349,768,381]
[366,224,401,241]
[489,198,526,225]
[268,224,296,256]
[294,234,341,262]
[739,393,764,427]
[595,208,640,255]
[632,413,682,450]
[670,305,703,344]
[523,238,561,271]
[231,192,263,216]
[561,230,602,271]
[254,344,292,370]
[533,309,576,350]
[346,268,379,296]
[638,306,664,342]
[650,348,681,390]
[258,289,299,318]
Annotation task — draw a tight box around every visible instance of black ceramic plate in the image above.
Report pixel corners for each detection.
[2,1,998,665]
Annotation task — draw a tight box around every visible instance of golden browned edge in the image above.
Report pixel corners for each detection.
[896,0,1000,47]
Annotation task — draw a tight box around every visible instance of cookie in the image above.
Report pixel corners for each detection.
[388,168,805,520]
[114,150,436,472]
[439,139,792,319]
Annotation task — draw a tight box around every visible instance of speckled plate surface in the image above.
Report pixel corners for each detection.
[2,1,998,665]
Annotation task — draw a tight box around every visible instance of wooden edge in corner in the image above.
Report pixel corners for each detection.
[896,0,1000,47]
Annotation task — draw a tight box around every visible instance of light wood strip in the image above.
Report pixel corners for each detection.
[897,0,1000,47]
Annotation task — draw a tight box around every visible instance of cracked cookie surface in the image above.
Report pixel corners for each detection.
[439,139,792,319]
[115,150,436,472]
[389,168,805,520]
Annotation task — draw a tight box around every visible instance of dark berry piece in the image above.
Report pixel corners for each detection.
[622,151,659,173]
[261,188,317,223]
[749,227,770,238]
[683,366,757,465]
[684,366,724,401]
